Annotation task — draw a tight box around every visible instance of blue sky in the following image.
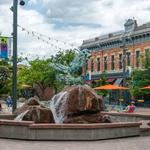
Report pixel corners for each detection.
[0,0,150,58]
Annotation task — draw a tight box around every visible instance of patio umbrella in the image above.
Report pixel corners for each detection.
[141,86,150,90]
[21,84,32,89]
[93,84,129,90]
[93,84,129,108]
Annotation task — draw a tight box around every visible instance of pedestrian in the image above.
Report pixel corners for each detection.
[6,96,13,107]
[125,101,135,113]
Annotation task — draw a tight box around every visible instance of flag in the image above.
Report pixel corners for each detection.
[0,36,12,59]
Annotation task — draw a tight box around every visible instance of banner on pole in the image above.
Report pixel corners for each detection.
[0,36,12,59]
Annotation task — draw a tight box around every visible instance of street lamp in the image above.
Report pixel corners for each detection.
[122,43,127,87]
[12,0,25,112]
[120,33,131,87]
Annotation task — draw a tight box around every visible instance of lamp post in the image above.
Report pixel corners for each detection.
[12,0,25,112]
[122,45,127,87]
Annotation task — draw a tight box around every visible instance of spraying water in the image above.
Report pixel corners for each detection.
[50,91,69,123]
[14,110,29,121]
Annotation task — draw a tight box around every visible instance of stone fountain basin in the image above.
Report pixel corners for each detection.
[0,120,141,140]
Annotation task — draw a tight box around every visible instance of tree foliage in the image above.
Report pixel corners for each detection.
[18,49,76,92]
[93,72,108,97]
[0,59,12,95]
[128,51,150,99]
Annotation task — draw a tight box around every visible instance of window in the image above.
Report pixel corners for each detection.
[97,58,100,71]
[145,48,150,56]
[86,60,88,71]
[136,51,140,68]
[111,55,115,70]
[126,52,131,66]
[91,59,94,72]
[104,56,107,71]
[119,54,123,69]
[145,48,150,67]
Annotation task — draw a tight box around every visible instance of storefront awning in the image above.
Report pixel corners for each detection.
[107,78,115,83]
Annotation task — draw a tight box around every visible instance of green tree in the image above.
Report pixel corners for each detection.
[18,49,76,94]
[0,59,12,96]
[128,51,150,99]
[93,72,108,97]
[51,49,76,66]
[18,58,56,88]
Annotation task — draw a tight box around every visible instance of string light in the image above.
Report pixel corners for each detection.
[17,24,78,51]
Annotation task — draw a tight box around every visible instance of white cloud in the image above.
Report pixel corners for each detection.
[0,0,150,59]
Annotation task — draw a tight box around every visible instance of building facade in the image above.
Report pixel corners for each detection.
[81,19,150,85]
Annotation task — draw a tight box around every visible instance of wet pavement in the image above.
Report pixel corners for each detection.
[0,136,150,150]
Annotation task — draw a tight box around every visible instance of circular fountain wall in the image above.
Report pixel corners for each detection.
[0,85,143,140]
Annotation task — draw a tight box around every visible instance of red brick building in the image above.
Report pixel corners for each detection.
[81,19,150,85]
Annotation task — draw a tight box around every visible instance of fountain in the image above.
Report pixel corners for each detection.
[14,85,111,124]
[0,84,143,140]
[0,50,144,140]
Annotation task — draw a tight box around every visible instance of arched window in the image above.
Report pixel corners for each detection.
[136,51,140,68]
[126,52,131,66]
[91,59,94,72]
[119,54,123,69]
[97,58,100,71]
[104,56,107,71]
[111,55,115,70]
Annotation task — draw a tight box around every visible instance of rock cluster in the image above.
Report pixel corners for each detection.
[15,97,54,123]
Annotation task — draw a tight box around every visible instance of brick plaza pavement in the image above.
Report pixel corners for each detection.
[0,136,150,150]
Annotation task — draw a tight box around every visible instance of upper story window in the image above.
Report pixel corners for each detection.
[126,52,131,66]
[86,60,88,71]
[145,48,150,67]
[136,51,140,68]
[97,58,100,72]
[119,53,123,69]
[111,55,115,70]
[104,56,107,71]
[91,59,94,72]
[145,48,150,56]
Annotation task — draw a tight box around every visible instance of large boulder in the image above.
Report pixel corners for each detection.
[50,85,110,123]
[14,97,55,123]
[14,97,40,115]
[21,106,54,123]
[64,113,111,124]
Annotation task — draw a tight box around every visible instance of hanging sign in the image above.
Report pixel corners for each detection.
[0,36,11,59]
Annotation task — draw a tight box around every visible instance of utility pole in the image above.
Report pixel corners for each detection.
[12,0,25,112]
[12,0,18,112]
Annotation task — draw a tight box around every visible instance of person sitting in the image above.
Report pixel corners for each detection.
[125,101,135,113]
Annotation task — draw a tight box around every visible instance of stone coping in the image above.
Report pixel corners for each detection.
[29,122,141,129]
[0,119,141,129]
[101,112,150,118]
[0,120,34,126]
[0,119,142,140]
[0,114,16,118]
